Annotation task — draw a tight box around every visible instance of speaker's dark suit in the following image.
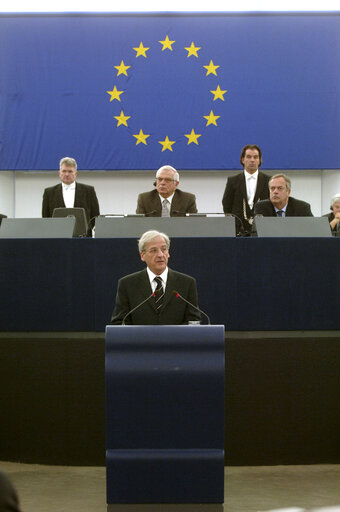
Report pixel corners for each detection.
[254,197,313,217]
[111,268,201,325]
[42,182,100,231]
[136,189,197,216]
[0,214,7,226]
[222,172,270,233]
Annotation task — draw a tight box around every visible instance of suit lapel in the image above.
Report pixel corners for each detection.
[285,198,292,216]
[163,269,176,308]
[254,173,265,203]
[138,269,159,312]
[170,190,181,215]
[151,190,162,214]
[74,183,82,208]
[56,184,65,208]
[240,173,252,215]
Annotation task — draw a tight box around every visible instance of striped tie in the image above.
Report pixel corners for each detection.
[154,276,164,311]
[277,210,284,217]
[162,199,170,217]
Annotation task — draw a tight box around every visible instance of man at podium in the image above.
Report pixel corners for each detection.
[111,230,201,325]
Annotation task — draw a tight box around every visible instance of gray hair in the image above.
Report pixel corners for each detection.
[138,230,170,253]
[59,157,77,170]
[269,173,291,191]
[330,194,340,209]
[156,165,179,182]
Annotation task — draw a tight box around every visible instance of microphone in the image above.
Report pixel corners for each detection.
[144,210,158,217]
[171,210,187,216]
[122,293,155,325]
[224,213,246,237]
[172,290,211,325]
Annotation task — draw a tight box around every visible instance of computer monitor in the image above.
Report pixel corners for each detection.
[52,208,88,237]
[95,216,236,238]
[254,216,332,237]
[0,217,75,238]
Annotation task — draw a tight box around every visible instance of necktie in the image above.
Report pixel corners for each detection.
[276,210,284,217]
[162,199,170,217]
[154,276,164,311]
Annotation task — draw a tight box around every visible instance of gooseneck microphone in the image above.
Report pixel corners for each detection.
[122,293,155,325]
[144,210,157,216]
[172,290,211,325]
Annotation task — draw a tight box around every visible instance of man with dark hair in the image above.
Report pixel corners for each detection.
[254,173,313,217]
[42,157,100,235]
[222,144,270,234]
[111,230,201,325]
[136,165,197,216]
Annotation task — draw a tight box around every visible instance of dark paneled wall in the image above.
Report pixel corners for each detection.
[1,332,339,466]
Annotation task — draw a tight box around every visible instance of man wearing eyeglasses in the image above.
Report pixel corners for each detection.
[136,165,198,216]
[111,230,201,325]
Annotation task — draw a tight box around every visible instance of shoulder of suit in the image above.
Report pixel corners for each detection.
[44,183,62,193]
[168,268,195,282]
[138,189,157,198]
[227,172,244,182]
[258,171,270,181]
[175,189,195,199]
[289,196,310,207]
[76,182,95,191]
[119,269,147,283]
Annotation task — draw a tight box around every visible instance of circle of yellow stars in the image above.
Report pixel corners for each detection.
[106,37,228,152]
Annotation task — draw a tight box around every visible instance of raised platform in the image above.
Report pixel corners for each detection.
[1,330,339,466]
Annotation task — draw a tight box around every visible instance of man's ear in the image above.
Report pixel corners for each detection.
[140,252,145,262]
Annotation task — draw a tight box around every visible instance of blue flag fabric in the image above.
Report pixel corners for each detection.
[0,13,339,170]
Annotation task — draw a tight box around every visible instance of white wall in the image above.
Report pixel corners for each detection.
[1,169,340,219]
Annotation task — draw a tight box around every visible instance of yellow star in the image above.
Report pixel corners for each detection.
[106,85,124,102]
[114,60,131,76]
[159,35,175,51]
[114,111,131,127]
[184,129,201,145]
[184,42,201,58]
[133,129,150,146]
[203,110,220,126]
[133,42,150,58]
[203,60,220,76]
[158,136,176,152]
[210,85,228,101]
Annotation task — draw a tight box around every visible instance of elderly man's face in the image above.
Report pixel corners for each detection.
[59,164,77,185]
[140,235,169,275]
[332,201,340,214]
[269,177,290,209]
[155,168,178,198]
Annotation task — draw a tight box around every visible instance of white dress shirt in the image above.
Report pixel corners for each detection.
[244,170,258,209]
[146,267,169,293]
[62,182,76,208]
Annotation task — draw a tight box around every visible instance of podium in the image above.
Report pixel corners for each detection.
[105,325,225,505]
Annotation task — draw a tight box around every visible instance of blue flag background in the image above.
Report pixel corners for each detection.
[0,12,339,170]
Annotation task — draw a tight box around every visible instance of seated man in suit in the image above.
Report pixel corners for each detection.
[323,194,340,233]
[222,144,270,235]
[136,165,198,216]
[254,173,313,217]
[111,230,201,325]
[42,157,100,235]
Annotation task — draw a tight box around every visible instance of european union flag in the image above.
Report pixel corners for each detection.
[0,13,339,170]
